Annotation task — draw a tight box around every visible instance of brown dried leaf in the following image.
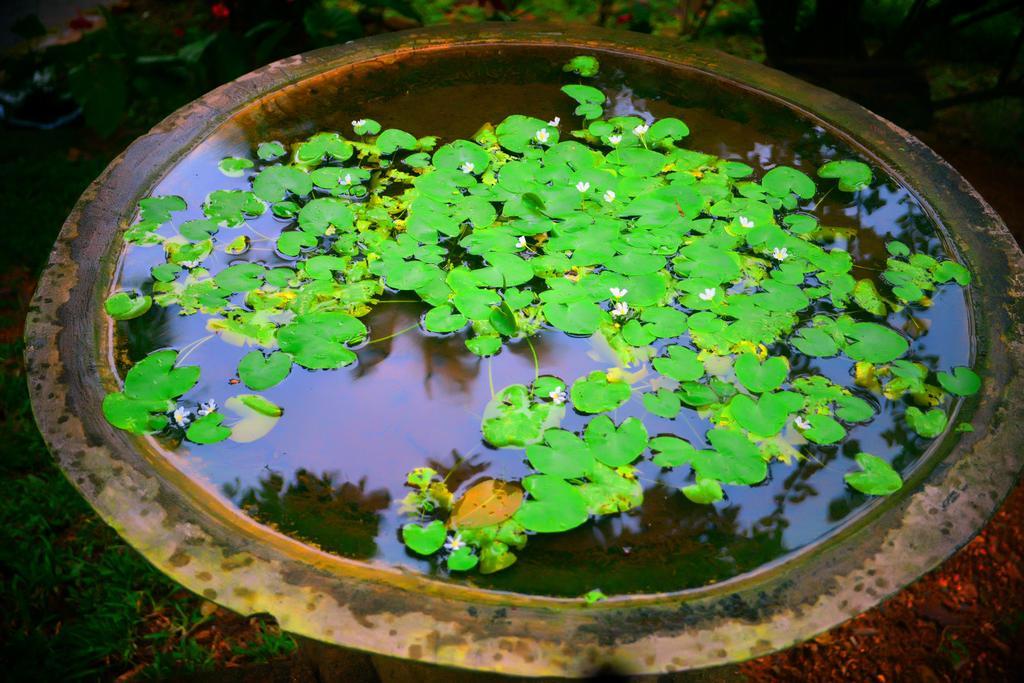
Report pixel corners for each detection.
[449,479,524,530]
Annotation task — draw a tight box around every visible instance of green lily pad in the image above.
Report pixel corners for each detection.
[563,55,599,77]
[402,520,446,555]
[123,350,200,401]
[844,323,909,363]
[730,391,803,437]
[648,435,697,468]
[695,429,767,485]
[514,475,589,533]
[818,160,872,192]
[761,166,816,200]
[570,371,631,414]
[734,354,788,393]
[845,452,902,495]
[584,416,648,467]
[104,291,152,320]
[447,546,479,572]
[526,429,595,479]
[186,412,232,444]
[218,157,254,177]
[652,345,704,382]
[277,312,366,369]
[101,393,170,434]
[643,389,681,419]
[252,165,312,202]
[802,414,846,444]
[681,476,724,504]
[937,367,981,396]
[905,406,948,438]
[424,305,468,334]
[481,384,564,448]
[238,350,292,391]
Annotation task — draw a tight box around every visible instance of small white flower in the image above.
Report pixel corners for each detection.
[632,123,649,136]
[738,215,754,229]
[516,235,527,249]
[795,416,811,430]
[444,533,466,552]
[698,287,716,301]
[772,246,789,261]
[576,181,590,193]
[549,387,567,405]
[172,406,192,428]
[339,173,353,186]
[609,287,628,299]
[548,116,561,127]
[460,161,475,174]
[352,119,366,128]
[197,399,217,417]
[535,128,550,144]
[608,134,623,146]
[612,301,629,317]
[564,250,573,258]
[179,260,199,270]
[603,189,616,203]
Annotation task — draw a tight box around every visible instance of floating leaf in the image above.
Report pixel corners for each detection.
[526,429,595,479]
[104,291,152,320]
[802,414,846,444]
[238,350,292,390]
[563,55,599,77]
[570,371,631,414]
[186,412,232,444]
[450,480,524,530]
[695,429,767,485]
[102,393,170,434]
[514,475,589,533]
[402,520,446,555]
[652,345,704,382]
[818,160,872,192]
[937,367,981,396]
[447,546,479,571]
[682,476,724,504]
[643,389,681,419]
[256,141,285,160]
[277,312,366,369]
[730,391,803,437]
[905,406,948,438]
[584,416,648,467]
[845,453,902,495]
[648,435,697,468]
[762,166,816,199]
[224,394,282,443]
[218,157,254,177]
[123,350,200,401]
[734,354,788,393]
[481,384,564,448]
[844,323,909,363]
[252,165,312,202]
[424,305,468,334]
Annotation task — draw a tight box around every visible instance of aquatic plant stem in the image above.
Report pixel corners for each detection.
[366,323,418,345]
[175,334,214,366]
[526,336,539,381]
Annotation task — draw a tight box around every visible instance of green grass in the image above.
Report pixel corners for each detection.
[0,340,296,680]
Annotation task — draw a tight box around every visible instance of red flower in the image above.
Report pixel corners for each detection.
[615,13,632,24]
[69,14,94,30]
[211,2,230,19]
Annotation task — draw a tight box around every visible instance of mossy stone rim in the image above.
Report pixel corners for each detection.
[24,23,1024,677]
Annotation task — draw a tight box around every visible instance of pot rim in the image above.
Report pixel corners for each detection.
[25,23,1024,677]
